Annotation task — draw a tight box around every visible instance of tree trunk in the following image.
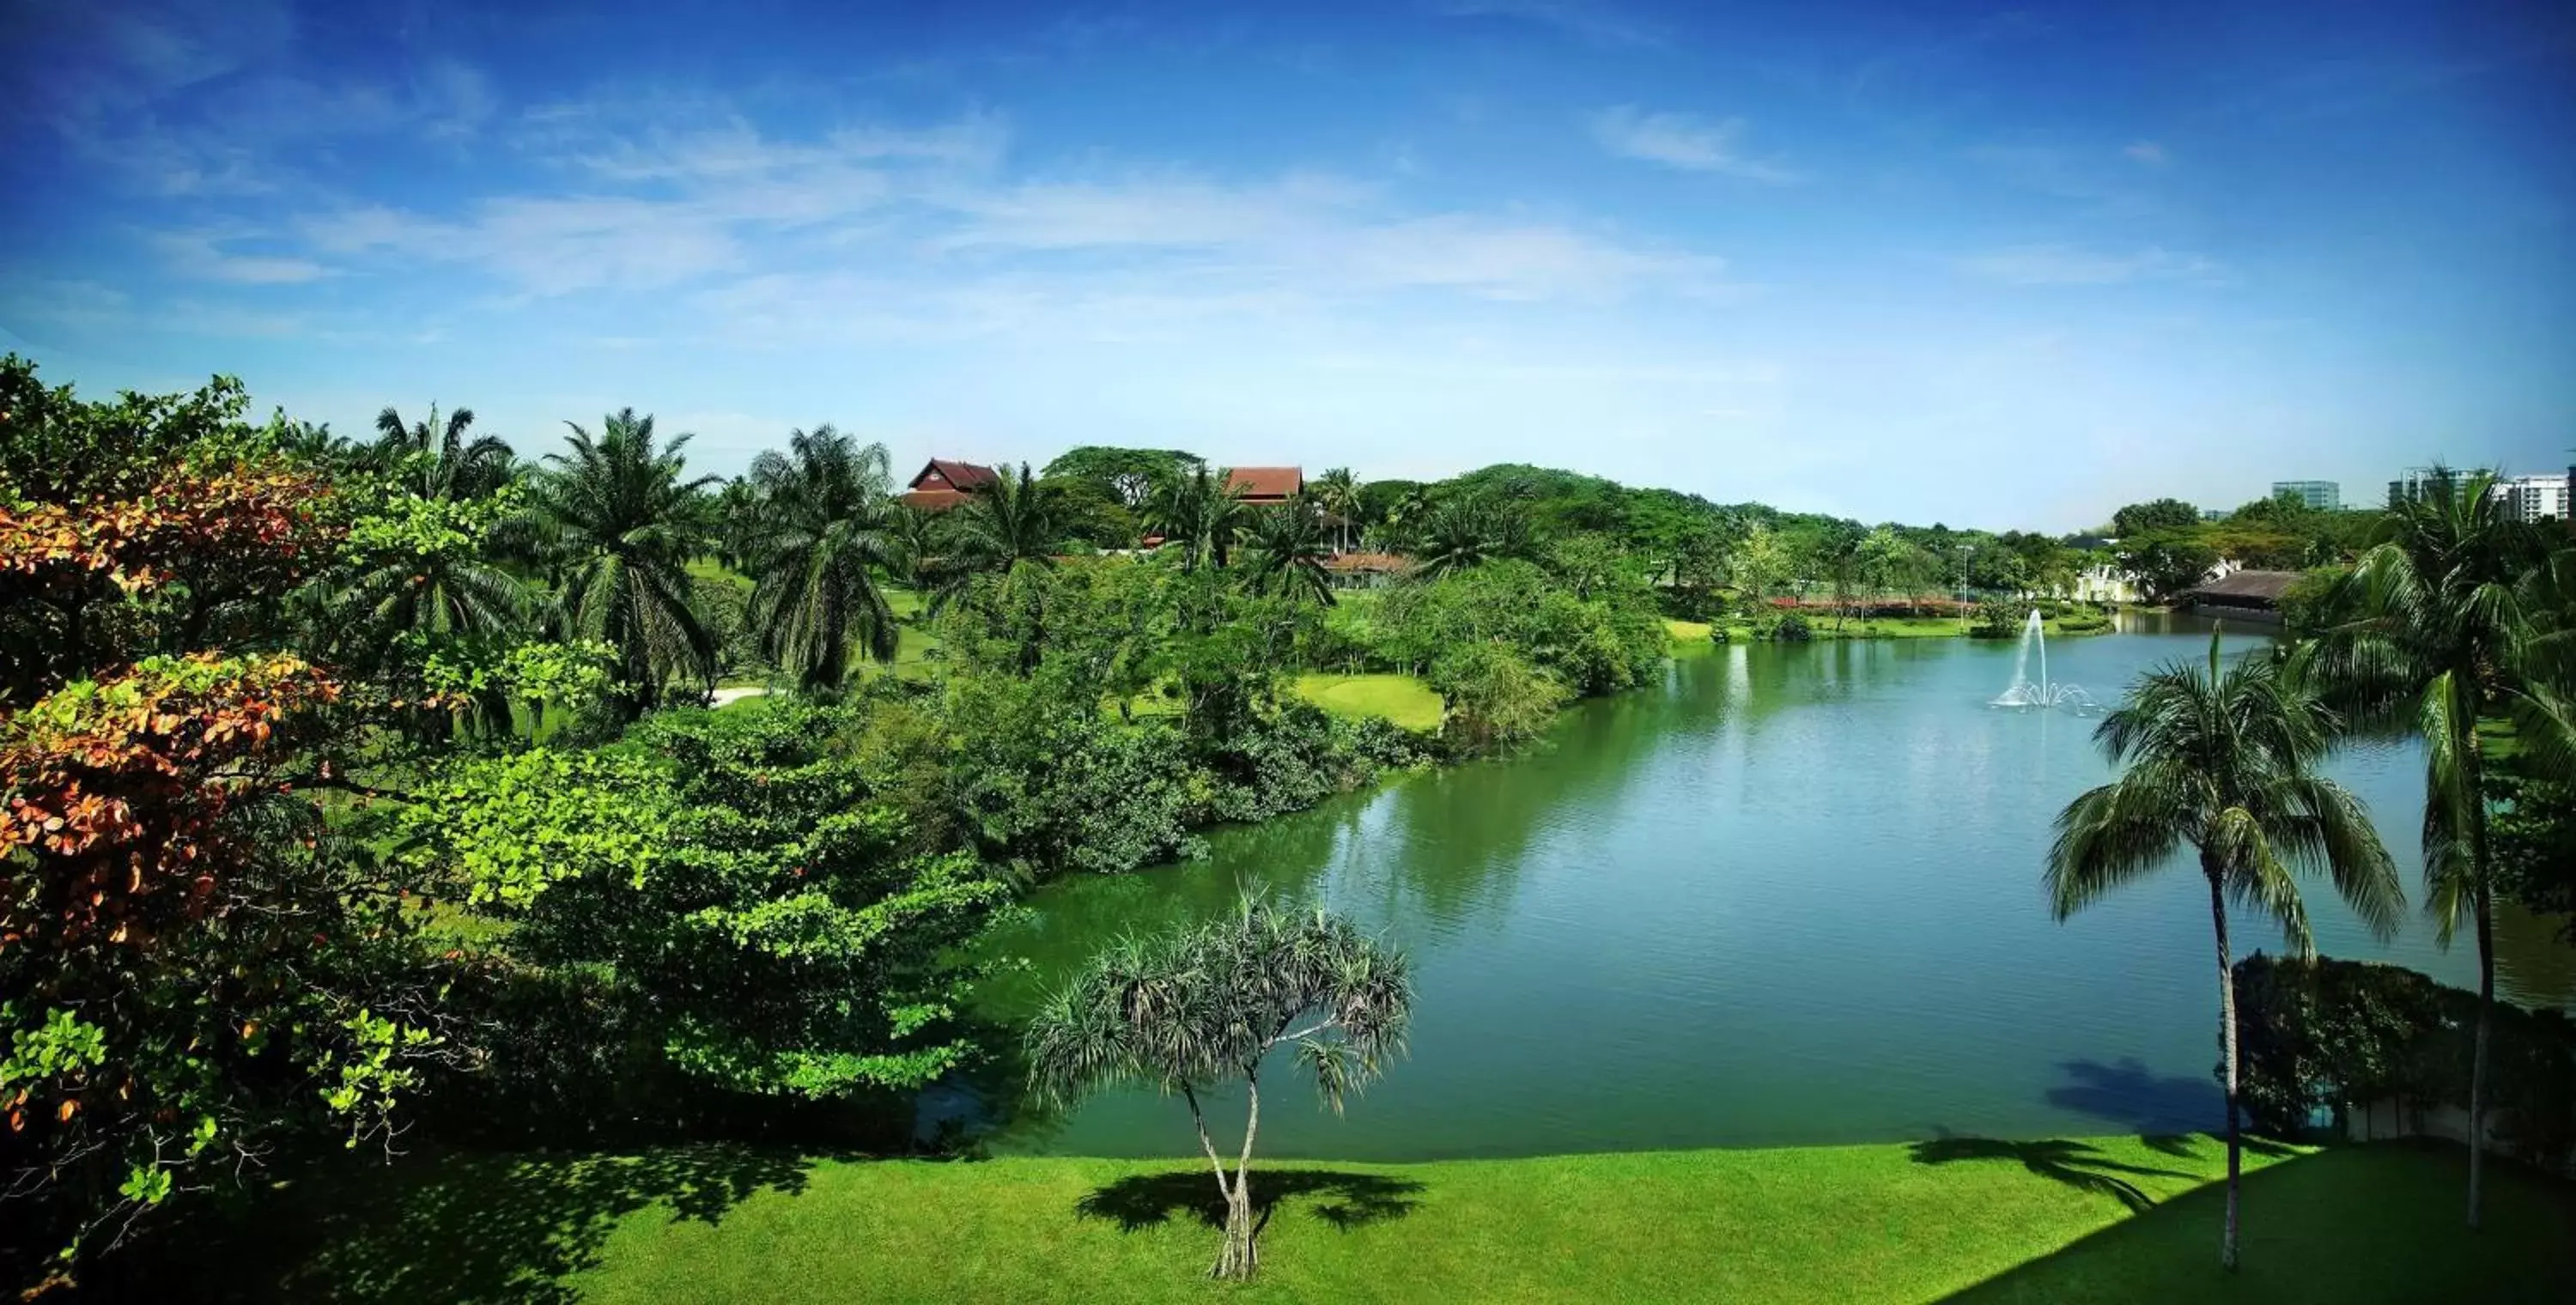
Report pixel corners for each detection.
[1212,1071,1262,1280]
[2207,865,2242,1272]
[2465,737,2494,1229]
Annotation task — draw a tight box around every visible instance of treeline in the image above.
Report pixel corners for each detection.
[0,359,1676,1286]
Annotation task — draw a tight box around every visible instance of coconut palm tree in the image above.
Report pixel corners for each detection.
[742,426,902,693]
[2048,630,2401,1272]
[928,462,1063,614]
[1026,896,1413,1281]
[373,404,515,501]
[2310,467,2576,1228]
[1311,466,1359,555]
[529,409,719,715]
[1238,502,1337,606]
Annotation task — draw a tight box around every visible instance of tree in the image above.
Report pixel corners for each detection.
[1310,467,1360,555]
[1431,640,1568,750]
[1238,503,1336,606]
[527,410,718,715]
[1145,463,1249,572]
[743,426,901,692]
[2112,498,2204,537]
[1025,897,1413,1280]
[2047,631,2402,1271]
[1730,523,1789,610]
[930,463,1065,615]
[2117,531,2221,605]
[1040,446,1200,511]
[2310,468,2576,1228]
[371,405,516,503]
[1413,496,1537,580]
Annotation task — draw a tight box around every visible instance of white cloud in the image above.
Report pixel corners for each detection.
[1590,106,1801,183]
[1953,244,2226,287]
[2124,140,2168,165]
[149,230,334,283]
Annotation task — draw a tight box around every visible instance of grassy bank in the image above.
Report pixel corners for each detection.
[1292,672,1444,732]
[117,1136,2572,1304]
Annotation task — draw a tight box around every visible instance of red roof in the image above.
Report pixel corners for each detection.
[908,458,999,494]
[1225,466,1303,501]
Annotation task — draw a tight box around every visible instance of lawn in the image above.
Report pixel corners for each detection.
[1292,672,1444,732]
[112,1137,2572,1303]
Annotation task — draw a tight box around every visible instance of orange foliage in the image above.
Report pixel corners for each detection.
[0,464,337,596]
[0,654,343,953]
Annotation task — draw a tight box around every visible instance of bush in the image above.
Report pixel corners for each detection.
[1431,642,1568,751]
[2233,954,2576,1160]
[1969,601,2026,638]
[1765,613,1813,642]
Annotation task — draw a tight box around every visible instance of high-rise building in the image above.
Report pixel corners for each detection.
[2387,467,2462,507]
[2494,474,2570,525]
[2269,480,2340,511]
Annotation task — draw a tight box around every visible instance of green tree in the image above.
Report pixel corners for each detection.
[2311,468,2576,1227]
[1239,503,1336,606]
[1025,897,1413,1280]
[1145,463,1249,572]
[2112,497,2205,537]
[744,426,901,692]
[1040,446,1200,510]
[2047,631,2402,1271]
[1310,466,1360,554]
[371,404,515,501]
[528,410,718,714]
[2116,531,2221,604]
[1730,522,1790,610]
[1431,640,1568,750]
[1413,496,1537,580]
[930,463,1065,616]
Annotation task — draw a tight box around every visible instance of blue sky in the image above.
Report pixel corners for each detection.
[3,0,2571,530]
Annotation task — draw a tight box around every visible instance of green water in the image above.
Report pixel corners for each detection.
[975,618,2576,1160]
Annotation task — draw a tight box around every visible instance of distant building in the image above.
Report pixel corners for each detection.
[2270,480,2341,511]
[2200,507,2229,523]
[897,458,999,512]
[1224,466,1303,504]
[2387,467,2461,507]
[2186,570,2304,625]
[2494,473,2569,525]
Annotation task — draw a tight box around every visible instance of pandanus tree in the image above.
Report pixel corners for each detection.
[1027,897,1412,1281]
[2309,467,2576,1228]
[743,426,901,692]
[528,409,719,715]
[2047,630,2401,1272]
[1239,503,1336,606]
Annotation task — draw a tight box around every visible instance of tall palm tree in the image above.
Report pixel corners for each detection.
[1311,466,1359,555]
[928,462,1064,614]
[743,426,901,692]
[2048,630,2401,1272]
[530,409,719,714]
[1413,495,1536,580]
[2311,468,2576,1228]
[374,404,515,501]
[1240,503,1336,606]
[1147,463,1253,571]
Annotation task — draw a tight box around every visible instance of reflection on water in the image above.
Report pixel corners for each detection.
[975,627,2572,1161]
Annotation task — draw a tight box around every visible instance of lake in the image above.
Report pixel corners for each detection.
[971,616,2576,1161]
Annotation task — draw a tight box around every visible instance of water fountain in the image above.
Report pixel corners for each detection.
[1990,610,2097,709]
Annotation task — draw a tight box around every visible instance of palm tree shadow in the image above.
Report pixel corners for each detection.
[1078,1168,1424,1235]
[2044,1058,2225,1134]
[1910,1136,2202,1213]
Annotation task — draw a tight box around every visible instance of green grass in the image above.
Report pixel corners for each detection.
[1664,618,1714,643]
[1293,673,1444,732]
[121,1137,2572,1303]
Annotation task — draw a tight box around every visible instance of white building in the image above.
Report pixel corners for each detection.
[2494,473,2570,525]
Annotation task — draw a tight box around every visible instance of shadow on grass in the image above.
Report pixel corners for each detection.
[97,1144,825,1305]
[1937,1141,2576,1305]
[1078,1168,1424,1236]
[1910,1135,2204,1212]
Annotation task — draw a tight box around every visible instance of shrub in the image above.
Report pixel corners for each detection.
[1430,642,1567,751]
[1766,613,1813,642]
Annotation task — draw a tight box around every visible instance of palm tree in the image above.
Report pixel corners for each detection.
[1311,466,1359,555]
[742,426,901,693]
[374,404,515,501]
[2048,630,2402,1272]
[929,463,1063,614]
[1239,503,1336,606]
[1026,897,1413,1281]
[1146,464,1250,571]
[2311,467,2576,1228]
[530,409,719,715]
[1413,496,1535,580]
